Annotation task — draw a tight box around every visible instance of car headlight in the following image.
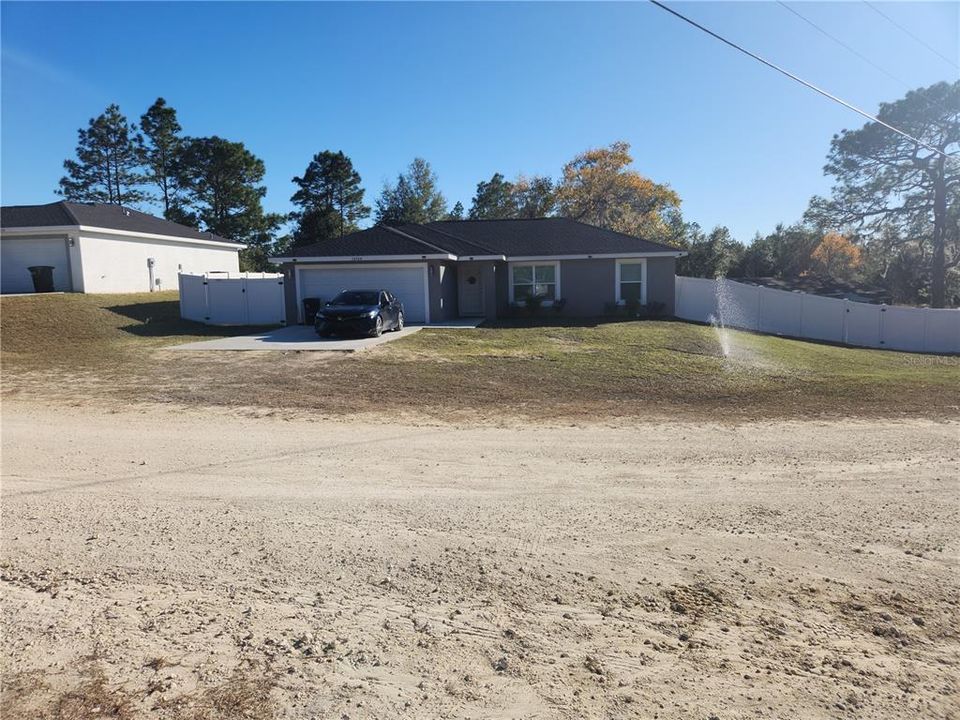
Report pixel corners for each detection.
[366,309,379,317]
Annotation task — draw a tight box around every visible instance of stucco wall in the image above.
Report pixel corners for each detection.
[282,264,300,322]
[428,260,459,322]
[556,259,615,316]
[645,256,677,315]
[78,231,240,293]
[563,257,675,316]
[491,262,508,318]
[498,257,676,318]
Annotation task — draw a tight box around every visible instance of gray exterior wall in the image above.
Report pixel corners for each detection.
[280,255,677,324]
[282,263,300,322]
[492,257,676,318]
[556,259,615,317]
[487,261,507,319]
[645,256,677,315]
[428,260,459,322]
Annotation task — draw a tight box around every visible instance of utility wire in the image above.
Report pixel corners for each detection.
[776,1,907,87]
[648,0,949,157]
[863,1,959,72]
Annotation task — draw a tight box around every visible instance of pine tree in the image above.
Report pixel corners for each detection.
[58,104,147,206]
[375,158,447,225]
[140,98,184,219]
[469,173,516,219]
[176,136,278,244]
[290,150,369,246]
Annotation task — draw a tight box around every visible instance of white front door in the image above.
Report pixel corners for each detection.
[458,263,484,316]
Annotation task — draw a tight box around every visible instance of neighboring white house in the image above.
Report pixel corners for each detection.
[0,201,244,294]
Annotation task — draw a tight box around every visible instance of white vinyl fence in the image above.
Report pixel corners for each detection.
[179,272,286,326]
[675,276,960,354]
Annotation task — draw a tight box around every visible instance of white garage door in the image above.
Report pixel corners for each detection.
[1,237,72,294]
[299,264,428,323]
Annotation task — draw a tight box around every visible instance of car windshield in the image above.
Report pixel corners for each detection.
[329,291,379,306]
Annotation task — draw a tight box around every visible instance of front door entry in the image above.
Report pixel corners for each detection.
[458,264,484,316]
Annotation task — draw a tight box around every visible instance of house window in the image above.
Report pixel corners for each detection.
[616,259,646,305]
[510,263,558,303]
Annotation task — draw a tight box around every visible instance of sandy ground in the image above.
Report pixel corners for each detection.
[2,401,958,719]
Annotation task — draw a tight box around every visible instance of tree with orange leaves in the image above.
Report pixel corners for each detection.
[811,232,862,280]
[557,141,681,243]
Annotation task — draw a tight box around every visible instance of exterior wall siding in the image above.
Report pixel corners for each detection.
[77,231,240,293]
[428,260,459,322]
[645,256,677,315]
[555,259,615,316]
[496,257,677,318]
[490,261,508,319]
[1,230,242,295]
[282,264,300,322]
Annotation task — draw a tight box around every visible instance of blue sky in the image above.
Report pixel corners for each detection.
[1,1,957,242]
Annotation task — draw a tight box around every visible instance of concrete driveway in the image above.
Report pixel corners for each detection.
[170,325,421,352]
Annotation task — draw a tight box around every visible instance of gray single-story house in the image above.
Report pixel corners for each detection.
[272,217,685,324]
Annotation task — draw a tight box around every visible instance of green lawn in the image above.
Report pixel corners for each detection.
[0,291,265,366]
[2,292,958,421]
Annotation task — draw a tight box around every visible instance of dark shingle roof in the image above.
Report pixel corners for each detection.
[397,224,499,256]
[0,201,236,244]
[281,217,681,259]
[1,202,76,227]
[735,276,891,305]
[427,218,678,256]
[285,225,448,258]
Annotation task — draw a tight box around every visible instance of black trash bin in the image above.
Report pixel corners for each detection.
[302,297,322,325]
[27,266,55,293]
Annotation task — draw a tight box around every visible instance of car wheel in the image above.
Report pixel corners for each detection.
[316,321,332,337]
[371,315,383,337]
[394,311,404,331]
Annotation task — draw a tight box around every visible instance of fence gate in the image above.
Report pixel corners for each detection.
[178,272,286,326]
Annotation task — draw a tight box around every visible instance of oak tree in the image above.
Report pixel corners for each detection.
[557,141,680,241]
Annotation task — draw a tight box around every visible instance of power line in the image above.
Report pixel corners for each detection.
[776,1,907,87]
[648,0,949,157]
[863,1,959,72]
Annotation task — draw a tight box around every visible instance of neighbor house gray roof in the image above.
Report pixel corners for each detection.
[0,201,236,244]
[277,217,682,260]
[735,276,891,305]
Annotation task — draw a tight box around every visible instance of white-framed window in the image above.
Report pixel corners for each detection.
[615,259,647,305]
[509,261,560,304]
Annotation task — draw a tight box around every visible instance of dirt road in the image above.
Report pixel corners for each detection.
[2,402,958,719]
